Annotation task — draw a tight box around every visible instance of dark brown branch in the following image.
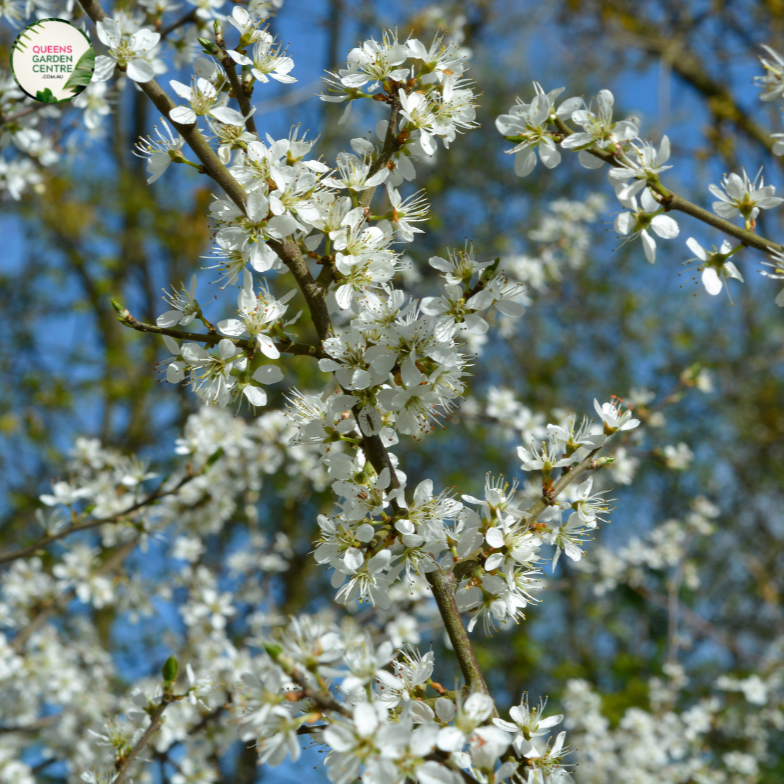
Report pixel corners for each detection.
[268,238,334,342]
[591,4,777,160]
[352,403,401,492]
[112,303,326,359]
[75,1,492,744]
[79,0,249,214]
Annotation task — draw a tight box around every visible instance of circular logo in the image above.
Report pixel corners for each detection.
[10,18,94,104]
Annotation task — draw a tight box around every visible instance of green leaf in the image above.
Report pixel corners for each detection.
[34,88,59,104]
[161,655,179,683]
[11,22,44,54]
[485,256,501,278]
[197,37,219,54]
[263,642,283,660]
[63,47,95,94]
[205,446,224,469]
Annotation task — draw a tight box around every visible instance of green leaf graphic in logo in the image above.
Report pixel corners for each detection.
[63,47,95,94]
[34,88,59,104]
[10,19,45,54]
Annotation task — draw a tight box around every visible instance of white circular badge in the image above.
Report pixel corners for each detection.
[10,18,95,104]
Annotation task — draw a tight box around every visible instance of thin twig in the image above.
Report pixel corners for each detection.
[453,447,604,582]
[551,115,783,255]
[115,700,170,784]
[631,581,740,656]
[0,102,48,126]
[217,49,258,137]
[0,714,59,734]
[11,538,139,653]
[113,303,326,359]
[159,8,198,39]
[0,473,195,567]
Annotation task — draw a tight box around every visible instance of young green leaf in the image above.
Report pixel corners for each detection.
[161,655,179,683]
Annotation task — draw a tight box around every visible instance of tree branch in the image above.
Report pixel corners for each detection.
[112,302,326,359]
[453,447,603,583]
[426,568,490,696]
[551,115,783,255]
[0,714,59,734]
[523,447,603,522]
[11,538,139,653]
[78,0,249,215]
[268,238,334,342]
[73,6,493,753]
[0,472,195,567]
[159,8,198,39]
[630,581,740,656]
[0,102,48,126]
[79,0,318,320]
[359,99,402,209]
[115,700,170,784]
[591,2,778,160]
[217,51,258,137]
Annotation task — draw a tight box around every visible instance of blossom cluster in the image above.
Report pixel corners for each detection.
[299,395,637,634]
[563,661,784,784]
[232,618,573,784]
[0,0,283,200]
[495,70,784,303]
[575,494,719,597]
[1,407,312,783]
[4,1,782,783]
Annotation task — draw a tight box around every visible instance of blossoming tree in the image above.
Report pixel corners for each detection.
[2,1,784,783]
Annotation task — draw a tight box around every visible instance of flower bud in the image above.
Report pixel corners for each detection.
[213,19,224,47]
[162,655,179,684]
[198,37,219,55]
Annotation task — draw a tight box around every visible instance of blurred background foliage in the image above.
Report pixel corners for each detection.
[3,0,784,780]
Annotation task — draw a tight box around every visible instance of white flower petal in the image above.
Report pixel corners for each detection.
[126,59,155,84]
